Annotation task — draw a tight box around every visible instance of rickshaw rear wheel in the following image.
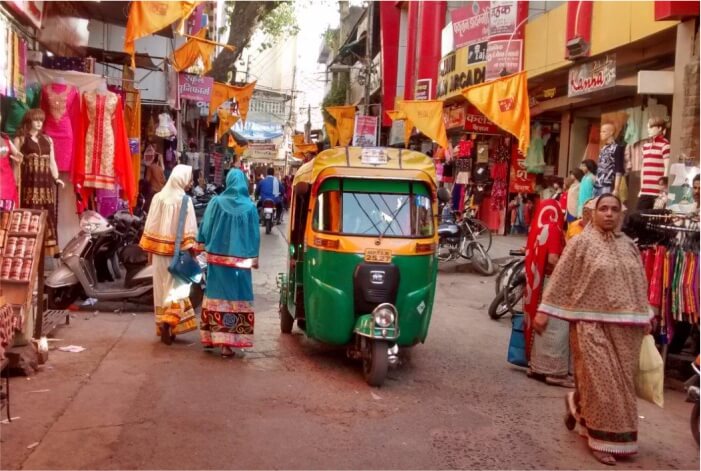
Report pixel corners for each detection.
[363,339,389,387]
[279,303,294,334]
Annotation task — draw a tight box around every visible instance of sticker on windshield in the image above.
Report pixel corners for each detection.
[361,148,388,165]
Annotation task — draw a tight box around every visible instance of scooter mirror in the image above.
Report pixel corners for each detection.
[437,187,451,204]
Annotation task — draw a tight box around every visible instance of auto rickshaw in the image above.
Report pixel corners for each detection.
[277,146,446,386]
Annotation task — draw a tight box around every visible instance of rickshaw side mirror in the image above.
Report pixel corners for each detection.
[295,182,310,196]
[437,187,451,204]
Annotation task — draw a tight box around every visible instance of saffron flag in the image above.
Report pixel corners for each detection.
[216,107,239,141]
[172,29,216,73]
[396,100,448,150]
[325,105,356,146]
[461,71,530,155]
[209,81,256,123]
[125,1,199,68]
[325,122,339,147]
[385,110,414,148]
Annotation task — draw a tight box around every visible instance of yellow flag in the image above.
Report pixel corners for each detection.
[386,110,414,148]
[324,122,339,147]
[325,106,356,146]
[172,29,216,73]
[125,1,199,68]
[229,81,256,124]
[209,82,232,121]
[216,107,239,141]
[461,71,530,155]
[396,100,447,150]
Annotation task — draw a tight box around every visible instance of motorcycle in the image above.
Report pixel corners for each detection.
[488,249,526,320]
[45,210,203,310]
[436,190,494,276]
[260,198,277,235]
[192,184,222,224]
[686,356,700,445]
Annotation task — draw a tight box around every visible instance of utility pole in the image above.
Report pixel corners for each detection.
[363,2,374,116]
[304,105,311,143]
[285,64,297,176]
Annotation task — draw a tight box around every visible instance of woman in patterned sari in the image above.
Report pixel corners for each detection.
[534,194,653,465]
[139,165,198,344]
[196,169,260,357]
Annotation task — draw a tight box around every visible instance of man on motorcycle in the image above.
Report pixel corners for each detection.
[255,167,284,223]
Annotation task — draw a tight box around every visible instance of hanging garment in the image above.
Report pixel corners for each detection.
[0,134,18,207]
[525,125,545,173]
[623,107,643,145]
[3,84,40,137]
[74,91,135,206]
[18,134,58,255]
[40,83,81,172]
[155,113,177,138]
[582,124,601,161]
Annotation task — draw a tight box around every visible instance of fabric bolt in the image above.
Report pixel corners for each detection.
[18,134,58,254]
[640,135,670,197]
[595,143,625,191]
[40,83,81,172]
[196,169,260,349]
[0,134,18,206]
[577,173,595,217]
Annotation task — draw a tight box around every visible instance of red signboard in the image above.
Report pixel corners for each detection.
[464,105,501,134]
[5,1,44,29]
[566,1,593,59]
[443,104,466,130]
[509,144,535,193]
[451,1,490,50]
[178,73,214,102]
[654,1,699,20]
[485,39,523,80]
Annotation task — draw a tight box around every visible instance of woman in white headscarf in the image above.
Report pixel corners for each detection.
[139,164,198,344]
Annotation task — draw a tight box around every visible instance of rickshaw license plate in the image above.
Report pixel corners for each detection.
[364,249,392,263]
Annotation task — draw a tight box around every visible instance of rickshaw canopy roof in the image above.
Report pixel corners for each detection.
[293,147,437,188]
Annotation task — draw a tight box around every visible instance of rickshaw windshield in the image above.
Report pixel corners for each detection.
[313,179,434,238]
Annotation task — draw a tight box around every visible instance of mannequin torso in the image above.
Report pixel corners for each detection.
[640,134,670,197]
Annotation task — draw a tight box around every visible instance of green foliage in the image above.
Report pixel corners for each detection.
[258,1,300,52]
[321,73,350,124]
[323,27,341,53]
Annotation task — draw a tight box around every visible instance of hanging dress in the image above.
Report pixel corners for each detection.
[0,134,18,208]
[40,83,80,172]
[18,134,58,254]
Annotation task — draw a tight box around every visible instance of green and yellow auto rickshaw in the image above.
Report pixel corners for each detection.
[277,147,445,386]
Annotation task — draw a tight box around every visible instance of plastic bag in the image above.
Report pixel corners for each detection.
[635,334,664,407]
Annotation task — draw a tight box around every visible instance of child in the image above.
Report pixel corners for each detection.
[653,176,669,210]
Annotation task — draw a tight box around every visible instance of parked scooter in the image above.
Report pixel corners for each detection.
[45,210,203,309]
[686,356,700,445]
[488,249,525,319]
[437,189,494,275]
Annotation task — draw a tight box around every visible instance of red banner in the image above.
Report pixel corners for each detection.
[509,143,535,193]
[464,105,501,134]
[451,1,490,50]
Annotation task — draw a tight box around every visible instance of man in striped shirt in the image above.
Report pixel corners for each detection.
[637,117,670,210]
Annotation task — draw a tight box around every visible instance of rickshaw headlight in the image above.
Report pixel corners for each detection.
[373,304,396,328]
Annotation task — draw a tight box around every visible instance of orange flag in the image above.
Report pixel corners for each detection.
[461,71,530,155]
[385,110,414,148]
[125,1,199,68]
[325,105,356,146]
[325,122,339,147]
[229,81,256,124]
[172,29,216,73]
[396,100,448,150]
[216,107,239,141]
[209,82,232,121]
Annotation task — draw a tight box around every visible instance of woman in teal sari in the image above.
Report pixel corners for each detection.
[196,169,260,357]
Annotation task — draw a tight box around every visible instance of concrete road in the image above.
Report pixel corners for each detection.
[1,225,698,470]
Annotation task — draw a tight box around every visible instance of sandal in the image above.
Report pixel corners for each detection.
[592,451,616,466]
[564,395,576,431]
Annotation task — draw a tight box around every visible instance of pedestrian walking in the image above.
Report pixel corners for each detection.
[535,193,653,465]
[139,164,199,344]
[524,199,572,387]
[196,169,260,357]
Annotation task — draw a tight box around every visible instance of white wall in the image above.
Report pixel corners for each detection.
[395,7,408,100]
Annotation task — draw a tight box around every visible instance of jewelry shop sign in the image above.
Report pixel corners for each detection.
[568,54,616,98]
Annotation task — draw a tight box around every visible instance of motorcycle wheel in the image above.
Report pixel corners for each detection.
[265,218,272,235]
[471,244,494,276]
[488,291,510,320]
[362,338,389,387]
[465,219,492,252]
[47,285,80,310]
[692,401,699,445]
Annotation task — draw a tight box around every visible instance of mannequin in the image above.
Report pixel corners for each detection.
[14,109,64,255]
[452,133,474,212]
[594,123,624,197]
[637,117,670,210]
[0,108,23,209]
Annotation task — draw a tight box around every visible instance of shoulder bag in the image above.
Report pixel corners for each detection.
[168,194,203,284]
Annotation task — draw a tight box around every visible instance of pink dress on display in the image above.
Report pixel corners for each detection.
[40,83,81,173]
[0,134,18,208]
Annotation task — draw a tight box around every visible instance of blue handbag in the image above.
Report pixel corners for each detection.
[507,313,528,367]
[168,194,203,284]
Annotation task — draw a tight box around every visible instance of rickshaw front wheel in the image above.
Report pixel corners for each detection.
[362,338,389,387]
[279,303,294,334]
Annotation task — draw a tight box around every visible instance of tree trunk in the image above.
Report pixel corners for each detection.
[209,1,281,83]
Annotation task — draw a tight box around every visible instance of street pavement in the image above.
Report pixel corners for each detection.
[1,224,698,470]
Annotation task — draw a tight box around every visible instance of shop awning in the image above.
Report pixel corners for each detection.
[84,47,162,71]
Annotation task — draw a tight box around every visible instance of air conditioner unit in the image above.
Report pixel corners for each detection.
[566,37,590,60]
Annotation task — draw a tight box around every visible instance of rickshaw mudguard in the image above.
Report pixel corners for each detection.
[353,314,400,340]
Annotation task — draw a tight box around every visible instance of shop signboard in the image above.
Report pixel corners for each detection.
[443,104,466,130]
[488,1,518,37]
[436,46,487,99]
[352,115,378,147]
[464,105,501,134]
[245,143,277,161]
[178,73,214,102]
[568,54,616,97]
[467,41,488,65]
[509,147,536,193]
[451,1,490,50]
[485,39,523,80]
[414,79,432,100]
[388,120,407,146]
